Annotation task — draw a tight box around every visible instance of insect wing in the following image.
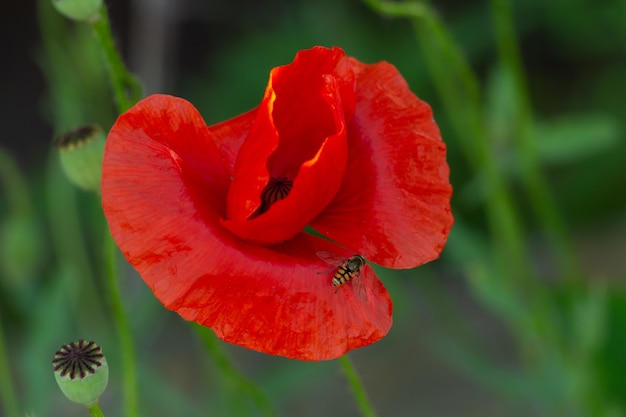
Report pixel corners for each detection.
[317,251,369,301]
[351,269,369,303]
[316,251,346,267]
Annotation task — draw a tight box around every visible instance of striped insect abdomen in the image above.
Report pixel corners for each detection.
[332,265,356,287]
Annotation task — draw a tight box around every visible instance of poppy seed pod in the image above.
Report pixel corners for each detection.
[54,124,105,192]
[51,0,102,22]
[52,340,108,407]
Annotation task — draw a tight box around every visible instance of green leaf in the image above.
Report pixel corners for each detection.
[572,283,608,357]
[594,288,626,411]
[484,64,518,147]
[534,115,621,164]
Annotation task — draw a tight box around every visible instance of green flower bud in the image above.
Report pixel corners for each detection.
[54,124,105,193]
[52,340,109,408]
[51,0,102,23]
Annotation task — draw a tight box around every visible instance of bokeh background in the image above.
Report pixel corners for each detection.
[1,0,625,416]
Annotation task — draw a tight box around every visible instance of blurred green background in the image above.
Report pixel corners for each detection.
[1,0,625,416]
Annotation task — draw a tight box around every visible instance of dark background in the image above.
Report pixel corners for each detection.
[1,0,625,416]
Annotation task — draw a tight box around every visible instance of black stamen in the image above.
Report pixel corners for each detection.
[53,125,101,151]
[255,176,293,216]
[52,340,104,380]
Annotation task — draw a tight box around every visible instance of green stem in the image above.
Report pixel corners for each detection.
[338,355,377,417]
[363,0,560,353]
[417,0,547,370]
[194,325,278,417]
[364,0,530,282]
[104,234,139,417]
[89,4,141,416]
[0,319,20,417]
[87,402,106,417]
[91,4,142,113]
[489,0,581,282]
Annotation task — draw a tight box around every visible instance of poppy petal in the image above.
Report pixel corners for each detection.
[208,108,259,177]
[102,94,392,361]
[170,231,392,361]
[310,59,454,269]
[103,47,452,361]
[220,48,355,245]
[101,94,230,215]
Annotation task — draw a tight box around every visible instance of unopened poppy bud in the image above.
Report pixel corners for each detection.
[51,0,102,22]
[52,340,109,408]
[54,124,105,192]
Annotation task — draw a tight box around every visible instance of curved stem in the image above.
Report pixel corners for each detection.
[339,355,377,417]
[365,0,530,283]
[89,4,141,415]
[87,402,106,417]
[363,0,560,354]
[194,325,278,417]
[489,0,581,282]
[104,234,139,417]
[91,4,142,113]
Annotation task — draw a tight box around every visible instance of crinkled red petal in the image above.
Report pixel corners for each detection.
[310,59,454,269]
[221,47,355,245]
[172,231,392,361]
[102,94,392,360]
[101,95,230,220]
[207,108,258,177]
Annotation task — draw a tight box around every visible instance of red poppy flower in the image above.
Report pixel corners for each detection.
[102,46,453,361]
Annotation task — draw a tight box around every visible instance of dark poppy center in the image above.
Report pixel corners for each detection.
[254,176,293,217]
[52,340,104,379]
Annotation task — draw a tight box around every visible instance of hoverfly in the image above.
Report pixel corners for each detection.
[316,251,368,302]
